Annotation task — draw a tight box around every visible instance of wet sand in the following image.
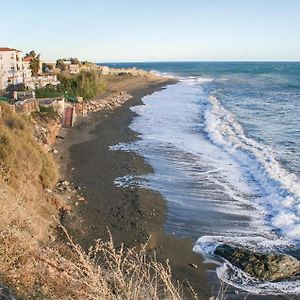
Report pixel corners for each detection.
[54,79,211,299]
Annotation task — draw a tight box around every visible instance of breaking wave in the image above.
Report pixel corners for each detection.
[203,94,300,241]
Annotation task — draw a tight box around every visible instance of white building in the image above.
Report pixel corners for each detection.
[24,75,60,89]
[22,57,33,78]
[69,64,80,74]
[0,47,32,90]
[98,65,110,75]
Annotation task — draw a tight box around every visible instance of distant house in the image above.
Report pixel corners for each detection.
[24,75,60,90]
[22,57,33,77]
[42,61,56,73]
[98,65,110,75]
[69,64,80,74]
[0,47,32,90]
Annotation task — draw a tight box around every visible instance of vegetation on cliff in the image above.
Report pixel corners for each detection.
[0,102,58,189]
[58,70,106,100]
[35,70,106,100]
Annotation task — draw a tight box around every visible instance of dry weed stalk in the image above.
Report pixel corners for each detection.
[49,223,185,300]
[0,209,196,299]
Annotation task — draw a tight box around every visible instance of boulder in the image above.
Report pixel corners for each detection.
[214,244,300,281]
[0,283,16,300]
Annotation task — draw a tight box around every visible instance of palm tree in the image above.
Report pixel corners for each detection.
[26,50,41,77]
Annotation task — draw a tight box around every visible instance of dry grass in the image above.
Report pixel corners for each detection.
[0,102,58,190]
[0,207,193,300]
[44,225,186,300]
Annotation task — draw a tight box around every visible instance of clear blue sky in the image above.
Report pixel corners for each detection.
[1,0,300,62]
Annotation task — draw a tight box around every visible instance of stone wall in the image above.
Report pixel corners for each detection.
[15,98,40,115]
[74,92,133,116]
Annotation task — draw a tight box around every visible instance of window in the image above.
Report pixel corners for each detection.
[0,54,2,59]
[11,53,14,59]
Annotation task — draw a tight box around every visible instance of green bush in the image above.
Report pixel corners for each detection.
[36,85,63,99]
[58,70,106,100]
[33,105,58,121]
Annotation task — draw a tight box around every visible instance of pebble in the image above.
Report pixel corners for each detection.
[77,196,85,201]
[188,264,198,269]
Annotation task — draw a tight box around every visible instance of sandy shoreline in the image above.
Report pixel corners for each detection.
[54,76,211,299]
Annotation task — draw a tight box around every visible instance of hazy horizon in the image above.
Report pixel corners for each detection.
[99,60,300,63]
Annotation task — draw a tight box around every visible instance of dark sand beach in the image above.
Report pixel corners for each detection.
[54,77,211,299]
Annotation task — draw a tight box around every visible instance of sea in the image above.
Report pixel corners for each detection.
[108,62,300,298]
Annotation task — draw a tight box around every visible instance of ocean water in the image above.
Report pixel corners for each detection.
[109,62,300,296]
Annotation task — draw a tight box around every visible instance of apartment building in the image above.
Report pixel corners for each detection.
[0,47,32,90]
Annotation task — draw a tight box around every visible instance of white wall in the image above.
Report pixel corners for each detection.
[0,49,32,90]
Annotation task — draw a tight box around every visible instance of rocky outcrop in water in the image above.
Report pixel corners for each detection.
[214,244,300,281]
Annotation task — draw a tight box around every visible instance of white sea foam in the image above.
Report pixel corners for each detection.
[217,261,300,295]
[193,235,292,257]
[193,235,297,295]
[204,94,300,241]
[109,143,133,152]
[114,175,143,188]
[149,70,178,79]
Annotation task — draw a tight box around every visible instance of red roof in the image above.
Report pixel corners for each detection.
[23,57,32,62]
[0,47,21,52]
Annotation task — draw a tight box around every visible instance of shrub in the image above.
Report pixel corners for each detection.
[58,70,106,100]
[34,105,58,121]
[35,85,63,99]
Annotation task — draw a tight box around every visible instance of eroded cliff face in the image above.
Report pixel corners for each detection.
[0,94,137,297]
[31,113,62,150]
[0,102,61,295]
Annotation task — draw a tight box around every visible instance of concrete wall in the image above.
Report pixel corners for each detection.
[38,97,65,116]
[15,99,39,115]
[24,75,60,89]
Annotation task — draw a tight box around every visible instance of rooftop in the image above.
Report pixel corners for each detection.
[23,57,32,62]
[0,47,21,52]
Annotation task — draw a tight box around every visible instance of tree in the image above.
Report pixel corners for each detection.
[42,63,48,73]
[70,57,80,65]
[26,50,41,77]
[56,59,66,71]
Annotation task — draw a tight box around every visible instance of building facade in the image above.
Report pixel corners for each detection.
[0,47,32,91]
[24,75,60,89]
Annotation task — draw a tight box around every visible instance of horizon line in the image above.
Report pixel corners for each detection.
[95,60,300,64]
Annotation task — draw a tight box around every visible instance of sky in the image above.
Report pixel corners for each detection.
[1,0,300,62]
